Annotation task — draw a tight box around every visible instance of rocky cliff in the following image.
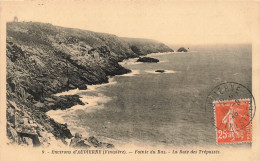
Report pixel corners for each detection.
[121,37,174,54]
[6,22,173,147]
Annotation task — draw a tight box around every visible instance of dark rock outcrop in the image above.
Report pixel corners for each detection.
[177,47,188,52]
[70,133,91,148]
[78,85,87,90]
[155,70,165,73]
[33,95,84,112]
[69,133,114,149]
[87,136,114,148]
[137,57,159,63]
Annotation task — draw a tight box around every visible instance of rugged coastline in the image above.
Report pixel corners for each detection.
[6,21,173,148]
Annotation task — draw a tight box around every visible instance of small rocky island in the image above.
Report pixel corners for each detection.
[155,70,165,73]
[137,57,159,63]
[177,47,188,52]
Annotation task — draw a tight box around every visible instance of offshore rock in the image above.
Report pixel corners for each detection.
[177,47,188,52]
[136,57,159,63]
[155,70,165,73]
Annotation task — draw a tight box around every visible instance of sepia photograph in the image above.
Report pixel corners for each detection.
[0,0,259,161]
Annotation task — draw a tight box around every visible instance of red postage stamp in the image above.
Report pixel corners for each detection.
[214,99,252,144]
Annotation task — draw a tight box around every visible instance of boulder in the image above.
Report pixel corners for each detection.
[101,143,115,148]
[22,117,30,125]
[7,126,19,143]
[136,57,159,63]
[78,84,87,90]
[76,140,91,148]
[8,101,21,111]
[68,84,76,89]
[44,97,55,102]
[87,136,114,148]
[6,107,15,123]
[75,132,82,138]
[46,103,55,107]
[34,102,45,108]
[87,136,100,147]
[69,133,91,148]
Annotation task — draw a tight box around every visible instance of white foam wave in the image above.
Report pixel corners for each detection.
[47,109,91,137]
[174,51,195,54]
[119,61,143,66]
[86,77,117,91]
[49,77,117,125]
[80,94,112,111]
[164,70,176,73]
[121,70,140,77]
[158,60,167,63]
[55,88,79,96]
[55,77,117,97]
[46,110,69,124]
[148,52,175,56]
[47,92,112,124]
[119,58,143,66]
[145,70,160,74]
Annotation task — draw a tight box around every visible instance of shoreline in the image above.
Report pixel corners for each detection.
[46,57,140,147]
[46,51,176,147]
[43,66,131,148]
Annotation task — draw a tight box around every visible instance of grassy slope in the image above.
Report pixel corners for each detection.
[121,37,174,54]
[6,22,173,147]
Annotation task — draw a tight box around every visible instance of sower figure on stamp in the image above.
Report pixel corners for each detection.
[221,103,244,141]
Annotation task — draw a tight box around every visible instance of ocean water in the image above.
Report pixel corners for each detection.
[47,45,252,147]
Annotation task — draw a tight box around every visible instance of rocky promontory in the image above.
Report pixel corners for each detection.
[6,22,173,147]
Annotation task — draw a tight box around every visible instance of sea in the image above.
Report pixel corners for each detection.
[47,44,252,148]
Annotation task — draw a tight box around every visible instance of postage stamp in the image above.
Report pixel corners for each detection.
[214,99,252,144]
[205,82,256,145]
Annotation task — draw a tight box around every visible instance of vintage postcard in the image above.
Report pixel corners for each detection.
[0,0,259,161]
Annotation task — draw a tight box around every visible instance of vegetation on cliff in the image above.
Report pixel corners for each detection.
[121,37,174,54]
[6,22,173,147]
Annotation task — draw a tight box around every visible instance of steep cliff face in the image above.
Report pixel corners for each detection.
[6,22,173,147]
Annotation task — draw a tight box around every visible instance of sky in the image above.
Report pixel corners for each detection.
[1,0,258,45]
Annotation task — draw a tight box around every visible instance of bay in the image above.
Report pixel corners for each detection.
[47,44,251,147]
